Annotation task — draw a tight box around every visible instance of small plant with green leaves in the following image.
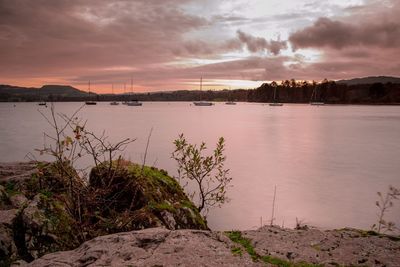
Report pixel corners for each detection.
[231,246,243,257]
[226,230,322,267]
[172,134,232,215]
[226,231,258,261]
[372,185,400,233]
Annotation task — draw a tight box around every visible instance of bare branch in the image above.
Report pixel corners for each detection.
[141,127,153,174]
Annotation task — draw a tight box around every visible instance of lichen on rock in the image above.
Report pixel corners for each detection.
[26,228,259,267]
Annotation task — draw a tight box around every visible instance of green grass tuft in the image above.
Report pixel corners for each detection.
[147,200,176,213]
[5,181,19,196]
[231,246,243,257]
[226,231,258,261]
[226,230,324,267]
[261,256,292,267]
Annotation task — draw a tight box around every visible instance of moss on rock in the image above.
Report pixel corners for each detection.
[85,161,207,237]
[0,160,208,265]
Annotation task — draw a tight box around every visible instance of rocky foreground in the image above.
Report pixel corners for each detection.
[1,162,400,267]
[19,226,400,267]
[244,226,400,266]
[23,228,259,267]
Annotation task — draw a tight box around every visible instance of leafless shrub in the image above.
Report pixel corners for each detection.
[372,185,400,233]
[37,103,134,178]
[35,103,135,223]
[295,217,308,230]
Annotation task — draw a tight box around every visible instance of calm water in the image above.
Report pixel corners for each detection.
[1,102,399,231]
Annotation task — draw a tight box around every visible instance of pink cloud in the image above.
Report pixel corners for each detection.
[0,0,399,92]
[289,17,400,50]
[237,30,287,55]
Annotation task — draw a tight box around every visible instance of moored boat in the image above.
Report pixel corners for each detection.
[193,77,213,106]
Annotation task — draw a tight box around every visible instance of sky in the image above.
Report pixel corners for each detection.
[0,0,399,93]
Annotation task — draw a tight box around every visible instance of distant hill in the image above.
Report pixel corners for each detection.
[0,84,88,96]
[0,84,93,101]
[39,85,89,96]
[336,76,400,85]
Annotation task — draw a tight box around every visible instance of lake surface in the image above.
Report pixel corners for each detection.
[1,102,399,231]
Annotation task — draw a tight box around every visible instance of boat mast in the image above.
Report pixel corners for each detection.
[311,86,316,102]
[131,77,133,95]
[200,77,202,101]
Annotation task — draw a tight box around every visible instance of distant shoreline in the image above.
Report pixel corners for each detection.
[2,101,400,106]
[2,77,400,104]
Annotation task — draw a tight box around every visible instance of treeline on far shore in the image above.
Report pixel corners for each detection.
[1,79,400,104]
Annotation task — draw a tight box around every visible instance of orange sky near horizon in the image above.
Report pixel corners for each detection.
[1,78,266,94]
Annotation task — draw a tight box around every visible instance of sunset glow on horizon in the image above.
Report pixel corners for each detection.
[1,0,399,93]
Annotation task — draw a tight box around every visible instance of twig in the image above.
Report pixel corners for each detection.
[141,127,153,174]
[270,185,277,226]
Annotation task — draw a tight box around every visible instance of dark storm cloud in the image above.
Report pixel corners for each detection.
[283,0,400,81]
[236,30,287,55]
[174,30,288,58]
[289,10,400,49]
[0,0,207,75]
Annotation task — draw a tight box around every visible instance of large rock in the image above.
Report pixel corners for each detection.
[18,194,80,260]
[25,227,261,267]
[0,162,81,265]
[85,161,207,238]
[243,226,400,267]
[0,192,80,264]
[0,212,17,266]
[0,161,208,265]
[0,184,20,265]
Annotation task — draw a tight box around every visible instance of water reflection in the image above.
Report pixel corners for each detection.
[0,102,399,230]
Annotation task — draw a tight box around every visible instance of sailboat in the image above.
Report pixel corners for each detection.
[225,86,237,105]
[193,77,213,106]
[126,77,142,106]
[121,83,128,105]
[310,85,324,105]
[85,81,97,105]
[110,84,119,105]
[269,86,283,106]
[126,100,142,106]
